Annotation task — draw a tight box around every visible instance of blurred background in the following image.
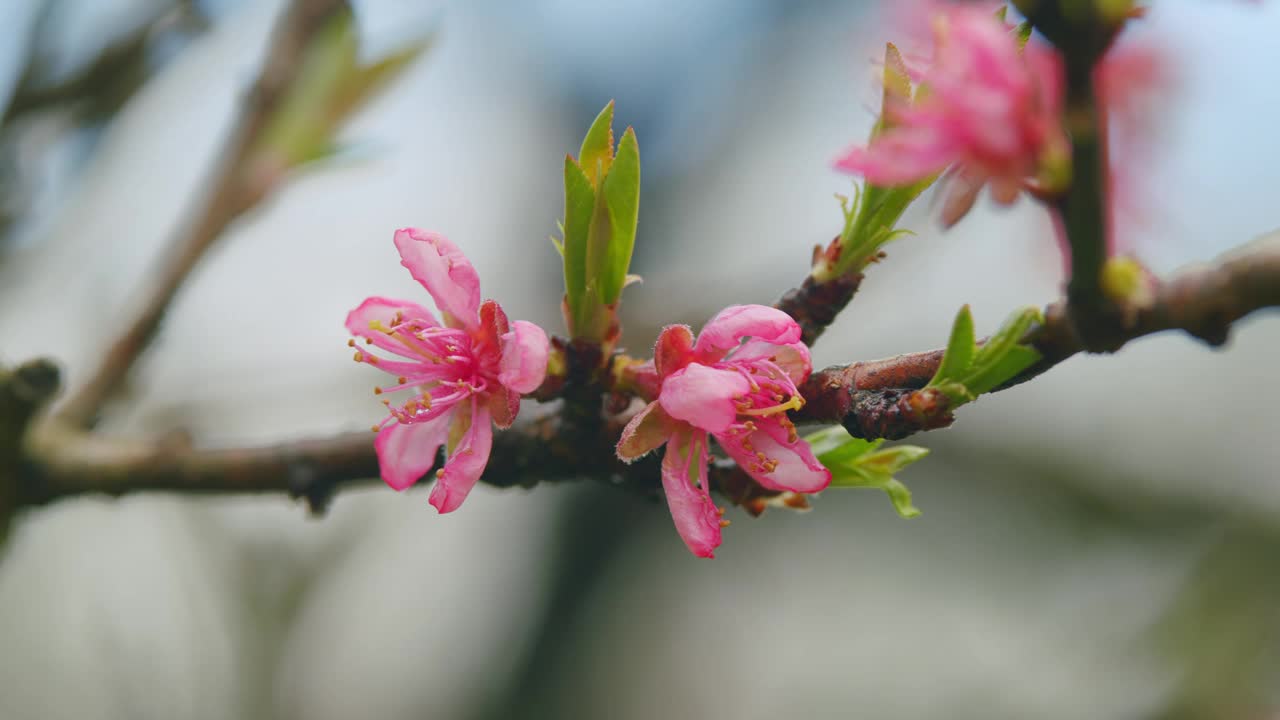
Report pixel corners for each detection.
[1,0,1278,718]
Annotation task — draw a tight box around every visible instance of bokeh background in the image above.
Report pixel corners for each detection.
[1,0,1279,718]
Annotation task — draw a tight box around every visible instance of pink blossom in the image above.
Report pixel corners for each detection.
[616,305,831,558]
[1096,37,1170,255]
[835,3,1068,225]
[346,228,549,513]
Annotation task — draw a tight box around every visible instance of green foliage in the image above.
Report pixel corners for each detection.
[927,305,1043,405]
[808,427,929,518]
[559,102,642,342]
[813,44,937,283]
[255,8,429,171]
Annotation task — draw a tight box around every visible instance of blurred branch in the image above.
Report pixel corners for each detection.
[795,230,1280,439]
[1,2,206,126]
[53,0,348,429]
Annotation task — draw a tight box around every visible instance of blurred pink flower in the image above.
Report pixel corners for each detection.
[835,2,1068,225]
[616,305,831,558]
[1096,37,1171,254]
[347,228,548,513]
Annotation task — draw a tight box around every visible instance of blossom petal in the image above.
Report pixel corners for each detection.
[345,296,440,356]
[374,412,451,491]
[658,363,750,435]
[717,418,831,494]
[616,401,674,462]
[834,126,955,185]
[429,400,494,513]
[729,339,811,385]
[499,320,549,394]
[393,228,481,329]
[660,429,721,558]
[694,305,802,362]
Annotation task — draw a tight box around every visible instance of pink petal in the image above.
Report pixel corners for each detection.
[374,411,451,491]
[693,305,803,362]
[833,126,955,185]
[345,296,440,355]
[499,320,549,394]
[728,339,812,385]
[393,228,482,330]
[616,401,674,462]
[717,418,831,494]
[660,429,721,558]
[429,400,494,513]
[658,363,750,435]
[653,324,694,379]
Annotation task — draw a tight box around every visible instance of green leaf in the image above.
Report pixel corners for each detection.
[255,9,428,172]
[882,479,922,519]
[808,426,928,519]
[561,156,595,329]
[963,345,1039,396]
[931,305,976,386]
[961,306,1042,394]
[858,446,931,476]
[578,101,616,188]
[600,126,641,304]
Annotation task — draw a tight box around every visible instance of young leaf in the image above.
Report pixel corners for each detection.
[562,156,596,328]
[882,479,922,518]
[600,126,641,304]
[578,101,616,188]
[808,427,928,519]
[930,305,977,387]
[961,306,1042,394]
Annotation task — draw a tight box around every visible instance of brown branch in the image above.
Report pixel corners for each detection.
[53,0,347,429]
[794,230,1280,438]
[773,240,867,346]
[18,405,663,515]
[9,232,1277,514]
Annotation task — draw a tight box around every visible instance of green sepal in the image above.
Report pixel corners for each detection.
[808,427,928,519]
[1013,21,1034,48]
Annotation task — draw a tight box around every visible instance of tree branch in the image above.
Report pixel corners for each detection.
[794,230,1280,438]
[11,231,1278,511]
[53,0,347,429]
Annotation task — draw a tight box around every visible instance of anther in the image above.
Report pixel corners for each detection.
[373,387,383,395]
[347,339,355,347]
[353,352,364,362]
[719,519,731,528]
[397,376,407,385]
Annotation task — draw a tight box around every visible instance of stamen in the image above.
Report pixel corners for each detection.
[737,394,803,418]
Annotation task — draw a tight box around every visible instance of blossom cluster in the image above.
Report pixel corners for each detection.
[346,2,1168,557]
